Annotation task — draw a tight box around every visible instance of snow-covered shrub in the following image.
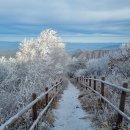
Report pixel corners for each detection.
[67,57,86,78]
[85,56,110,77]
[108,47,130,79]
[0,29,69,124]
[74,43,130,129]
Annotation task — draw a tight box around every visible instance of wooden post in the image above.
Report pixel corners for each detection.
[77,77,78,82]
[116,82,128,127]
[94,76,96,91]
[101,77,105,103]
[51,84,54,97]
[45,87,48,106]
[86,77,88,83]
[60,79,62,85]
[84,77,86,84]
[32,93,37,121]
[101,77,105,96]
[89,77,91,87]
[56,82,58,92]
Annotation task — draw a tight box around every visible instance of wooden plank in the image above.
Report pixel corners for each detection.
[101,77,105,96]
[85,77,130,93]
[81,82,130,122]
[29,89,61,130]
[0,81,62,130]
[45,87,49,106]
[32,93,37,121]
[29,95,56,130]
[94,76,96,91]
[89,77,91,87]
[116,82,128,127]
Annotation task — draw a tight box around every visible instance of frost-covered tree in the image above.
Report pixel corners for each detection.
[0,29,69,123]
[37,29,65,58]
[16,29,65,62]
[85,56,110,77]
[108,46,130,79]
[16,39,36,62]
[121,42,130,49]
[37,29,68,77]
[67,57,86,78]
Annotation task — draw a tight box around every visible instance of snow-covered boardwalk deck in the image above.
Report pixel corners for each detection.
[51,81,93,130]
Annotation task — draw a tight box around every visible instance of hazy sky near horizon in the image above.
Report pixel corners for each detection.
[0,0,130,43]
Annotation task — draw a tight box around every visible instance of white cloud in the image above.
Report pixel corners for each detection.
[0,0,130,24]
[0,34,36,42]
[62,34,130,43]
[0,0,130,43]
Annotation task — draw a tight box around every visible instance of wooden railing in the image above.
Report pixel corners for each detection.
[0,80,63,130]
[77,76,130,128]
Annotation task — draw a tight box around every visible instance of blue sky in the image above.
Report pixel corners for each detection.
[0,0,130,43]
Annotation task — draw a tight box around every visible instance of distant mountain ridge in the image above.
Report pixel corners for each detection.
[101,44,121,50]
[0,41,121,57]
[65,42,121,52]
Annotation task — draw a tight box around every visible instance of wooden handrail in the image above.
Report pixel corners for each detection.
[77,76,130,128]
[81,82,130,121]
[0,81,62,130]
[85,77,130,93]
[29,91,59,130]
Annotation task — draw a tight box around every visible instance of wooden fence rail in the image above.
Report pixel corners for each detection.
[0,80,63,130]
[87,77,130,93]
[77,76,130,128]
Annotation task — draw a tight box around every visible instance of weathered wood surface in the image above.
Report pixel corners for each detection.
[0,81,62,130]
[78,76,130,125]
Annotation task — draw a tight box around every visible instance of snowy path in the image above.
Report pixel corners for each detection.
[51,81,93,130]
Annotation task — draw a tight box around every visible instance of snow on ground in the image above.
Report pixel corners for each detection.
[51,81,94,130]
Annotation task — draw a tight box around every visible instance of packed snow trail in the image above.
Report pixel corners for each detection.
[51,81,93,130]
